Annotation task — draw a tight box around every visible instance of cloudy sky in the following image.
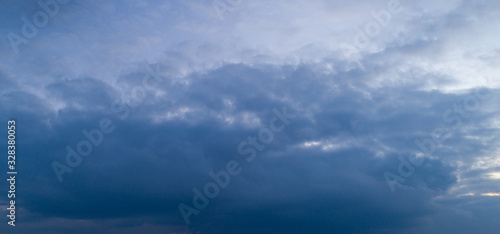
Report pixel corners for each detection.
[1,0,500,233]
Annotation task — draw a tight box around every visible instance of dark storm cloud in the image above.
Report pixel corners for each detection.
[1,0,500,233]
[2,58,497,233]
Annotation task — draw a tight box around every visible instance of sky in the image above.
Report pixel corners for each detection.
[0,0,499,233]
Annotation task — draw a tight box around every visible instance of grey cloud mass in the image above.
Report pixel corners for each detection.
[0,0,499,233]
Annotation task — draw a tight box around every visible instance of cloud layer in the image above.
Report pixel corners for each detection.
[1,0,500,233]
